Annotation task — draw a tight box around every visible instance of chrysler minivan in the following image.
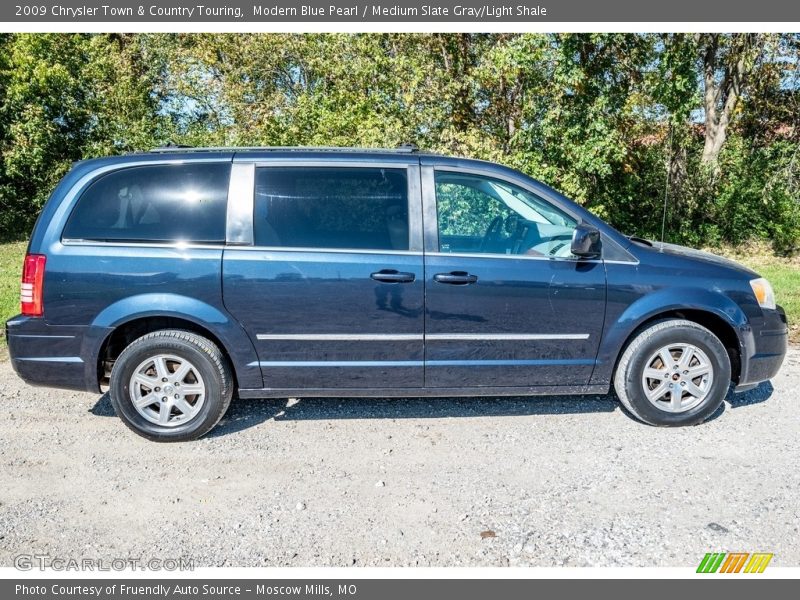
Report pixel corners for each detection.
[5,146,788,441]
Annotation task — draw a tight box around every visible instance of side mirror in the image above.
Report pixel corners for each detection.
[571,223,602,258]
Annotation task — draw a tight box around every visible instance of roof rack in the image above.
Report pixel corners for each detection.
[149,144,420,154]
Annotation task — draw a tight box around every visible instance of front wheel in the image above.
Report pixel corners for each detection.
[614,319,731,426]
[109,330,233,442]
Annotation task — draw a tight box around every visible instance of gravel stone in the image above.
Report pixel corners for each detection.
[0,347,798,567]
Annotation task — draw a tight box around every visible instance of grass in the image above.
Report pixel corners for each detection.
[749,262,800,342]
[714,244,800,343]
[0,241,797,346]
[0,241,26,345]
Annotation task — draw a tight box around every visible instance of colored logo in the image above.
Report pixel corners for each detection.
[697,552,773,573]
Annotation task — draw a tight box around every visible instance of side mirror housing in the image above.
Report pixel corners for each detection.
[571,223,602,258]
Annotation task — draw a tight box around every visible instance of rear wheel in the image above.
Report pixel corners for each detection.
[614,319,731,426]
[109,330,233,442]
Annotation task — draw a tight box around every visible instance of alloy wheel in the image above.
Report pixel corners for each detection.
[128,354,206,427]
[640,343,714,413]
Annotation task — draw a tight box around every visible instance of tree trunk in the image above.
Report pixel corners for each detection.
[698,33,760,168]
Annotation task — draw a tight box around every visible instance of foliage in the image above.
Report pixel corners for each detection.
[716,242,800,342]
[0,241,26,342]
[0,34,168,238]
[0,33,798,253]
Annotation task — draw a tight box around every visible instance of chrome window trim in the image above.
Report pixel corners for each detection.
[428,251,637,266]
[426,251,603,264]
[60,239,225,250]
[60,237,636,264]
[53,158,233,248]
[221,248,637,263]
[226,162,255,245]
[227,246,423,256]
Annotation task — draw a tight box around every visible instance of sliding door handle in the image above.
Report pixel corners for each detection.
[433,271,478,285]
[371,269,416,283]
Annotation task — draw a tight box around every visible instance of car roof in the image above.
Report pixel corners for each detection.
[72,145,510,172]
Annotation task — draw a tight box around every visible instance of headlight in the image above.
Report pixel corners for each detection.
[750,278,776,310]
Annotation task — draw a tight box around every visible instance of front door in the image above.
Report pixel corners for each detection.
[223,161,425,390]
[422,167,606,388]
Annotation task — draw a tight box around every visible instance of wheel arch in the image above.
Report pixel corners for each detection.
[593,289,748,387]
[87,294,262,390]
[613,310,742,384]
[97,316,228,387]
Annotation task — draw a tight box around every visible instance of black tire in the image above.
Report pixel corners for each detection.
[613,319,731,426]
[109,329,233,442]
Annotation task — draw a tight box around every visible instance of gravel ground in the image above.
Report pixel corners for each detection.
[0,346,798,568]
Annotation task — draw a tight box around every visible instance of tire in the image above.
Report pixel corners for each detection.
[613,319,731,426]
[109,329,233,442]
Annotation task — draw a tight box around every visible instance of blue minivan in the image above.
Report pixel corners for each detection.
[5,147,788,441]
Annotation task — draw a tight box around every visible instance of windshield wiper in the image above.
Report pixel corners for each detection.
[626,235,654,247]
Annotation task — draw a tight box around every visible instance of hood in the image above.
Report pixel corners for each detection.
[650,241,758,277]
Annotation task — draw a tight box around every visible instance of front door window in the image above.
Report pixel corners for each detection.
[435,171,578,258]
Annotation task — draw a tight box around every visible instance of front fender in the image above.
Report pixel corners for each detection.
[590,287,750,386]
[83,293,262,389]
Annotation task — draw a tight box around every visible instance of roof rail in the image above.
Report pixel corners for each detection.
[149,144,420,154]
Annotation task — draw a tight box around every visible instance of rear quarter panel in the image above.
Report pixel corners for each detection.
[18,154,261,392]
[31,242,262,390]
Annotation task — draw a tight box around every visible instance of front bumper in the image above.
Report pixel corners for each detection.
[735,305,788,391]
[5,315,111,392]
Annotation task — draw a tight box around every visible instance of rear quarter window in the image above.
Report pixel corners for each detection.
[62,163,231,243]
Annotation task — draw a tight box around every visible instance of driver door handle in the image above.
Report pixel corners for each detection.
[433,271,479,285]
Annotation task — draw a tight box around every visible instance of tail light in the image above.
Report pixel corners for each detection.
[20,254,46,317]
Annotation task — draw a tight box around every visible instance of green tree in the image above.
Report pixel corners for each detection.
[0,34,167,239]
[0,33,797,253]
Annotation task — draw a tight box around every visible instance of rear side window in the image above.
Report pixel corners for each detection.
[254,167,409,250]
[63,163,231,243]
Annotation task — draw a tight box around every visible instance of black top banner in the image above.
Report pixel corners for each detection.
[4,0,800,22]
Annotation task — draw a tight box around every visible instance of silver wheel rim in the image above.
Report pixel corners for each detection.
[128,354,206,427]
[641,343,714,413]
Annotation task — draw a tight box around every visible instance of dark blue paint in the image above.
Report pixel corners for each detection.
[424,254,605,387]
[5,149,788,398]
[223,248,424,388]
